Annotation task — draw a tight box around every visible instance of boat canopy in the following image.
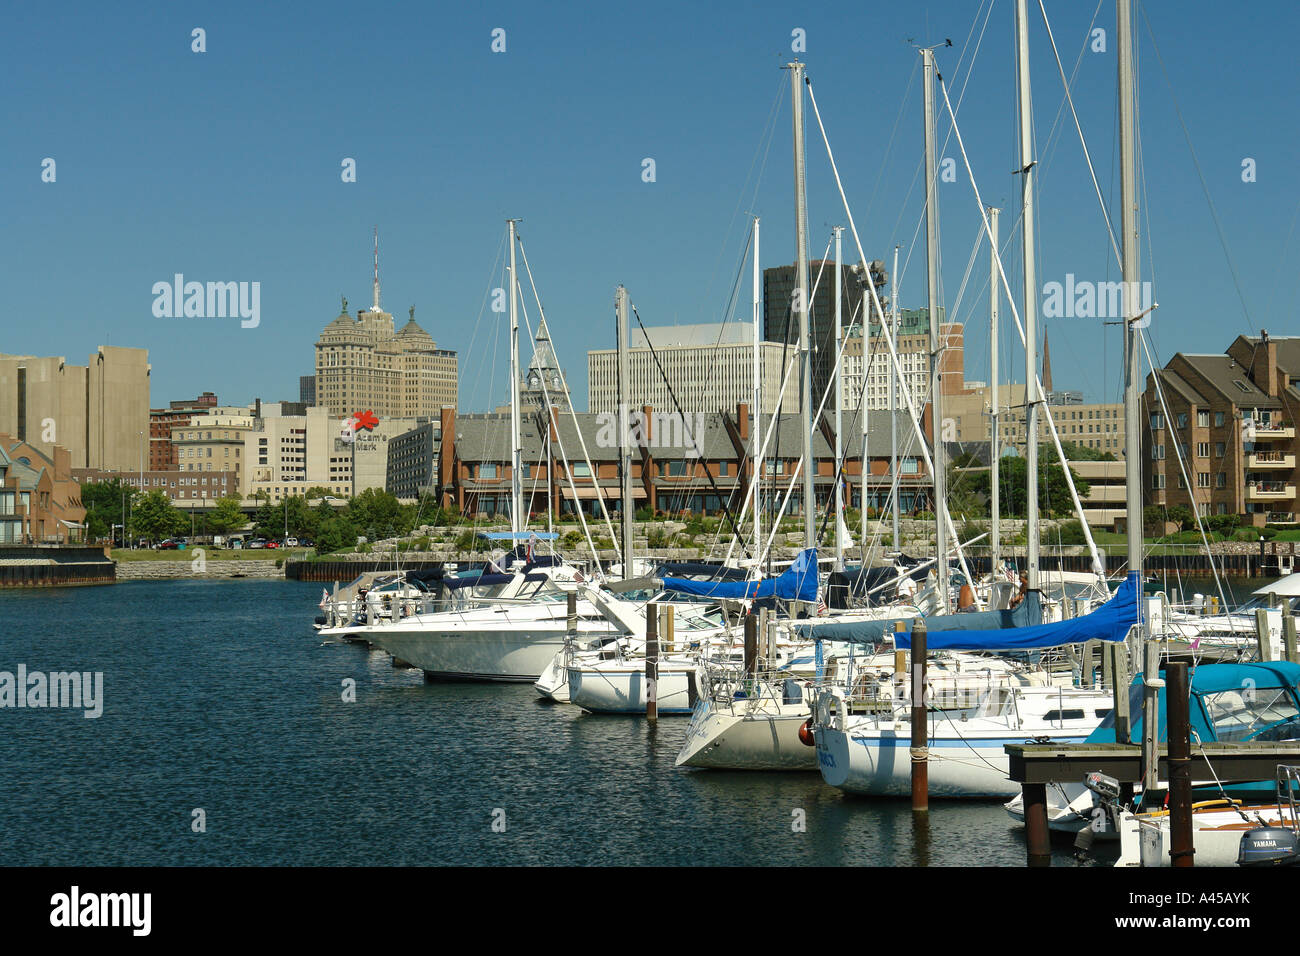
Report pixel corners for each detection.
[659,549,819,603]
[1090,660,1300,748]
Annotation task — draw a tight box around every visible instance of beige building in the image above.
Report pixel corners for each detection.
[314,282,458,418]
[944,384,1125,458]
[172,408,256,493]
[0,346,150,472]
[588,323,799,417]
[839,313,965,413]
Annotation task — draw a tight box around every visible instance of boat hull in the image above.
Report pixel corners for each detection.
[367,624,577,681]
[566,662,700,714]
[676,697,816,770]
[816,725,1088,798]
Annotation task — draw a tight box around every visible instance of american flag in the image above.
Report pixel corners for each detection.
[816,592,828,616]
[319,588,329,608]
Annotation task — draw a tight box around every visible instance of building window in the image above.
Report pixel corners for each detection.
[1197,472,1210,488]
[1215,412,1225,427]
[1150,413,1164,430]
[1197,411,1210,428]
[1215,442,1225,458]
[1197,442,1209,458]
[479,463,498,479]
[1152,444,1165,460]
[1152,473,1165,490]
[1216,472,1226,489]
[1176,413,1188,429]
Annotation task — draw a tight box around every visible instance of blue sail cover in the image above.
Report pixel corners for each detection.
[892,570,1140,651]
[660,548,819,603]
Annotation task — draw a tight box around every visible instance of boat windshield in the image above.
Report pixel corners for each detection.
[1202,686,1300,742]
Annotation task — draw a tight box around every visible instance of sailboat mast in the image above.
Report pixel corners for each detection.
[1014,0,1040,594]
[616,285,634,575]
[789,60,815,551]
[834,226,844,570]
[508,219,523,537]
[752,217,763,553]
[890,244,900,551]
[989,207,1001,573]
[1118,0,1143,587]
[922,47,949,612]
[860,287,871,560]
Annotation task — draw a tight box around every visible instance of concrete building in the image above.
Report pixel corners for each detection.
[0,345,151,472]
[1145,331,1300,526]
[0,435,86,544]
[588,323,799,417]
[387,420,441,502]
[314,255,458,417]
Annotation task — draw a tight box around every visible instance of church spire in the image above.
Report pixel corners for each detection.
[1041,327,1053,395]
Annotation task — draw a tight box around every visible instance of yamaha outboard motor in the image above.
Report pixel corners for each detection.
[1238,826,1300,867]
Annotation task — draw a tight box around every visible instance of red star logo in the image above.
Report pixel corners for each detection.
[352,410,379,432]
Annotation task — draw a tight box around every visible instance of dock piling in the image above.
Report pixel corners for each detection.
[1255,608,1273,661]
[910,617,928,813]
[1167,661,1194,867]
[646,603,659,722]
[1284,614,1298,664]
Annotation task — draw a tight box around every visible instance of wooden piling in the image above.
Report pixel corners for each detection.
[743,613,758,678]
[646,603,659,722]
[566,591,577,640]
[910,617,928,813]
[1255,608,1272,661]
[1022,782,1051,867]
[1284,614,1298,664]
[1167,661,1194,868]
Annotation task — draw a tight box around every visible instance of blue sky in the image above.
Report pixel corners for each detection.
[3,1,1296,414]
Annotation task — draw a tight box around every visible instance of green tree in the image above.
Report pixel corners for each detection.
[966,455,1089,518]
[208,495,247,539]
[316,515,358,554]
[129,490,182,543]
[80,478,135,542]
[346,488,410,540]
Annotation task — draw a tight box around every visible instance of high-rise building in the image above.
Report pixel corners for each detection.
[299,376,316,407]
[0,346,151,473]
[762,259,888,413]
[314,236,458,417]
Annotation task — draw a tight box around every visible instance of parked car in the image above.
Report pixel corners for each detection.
[265,540,280,550]
[248,538,267,550]
[284,537,299,548]
[156,539,180,550]
[297,537,314,548]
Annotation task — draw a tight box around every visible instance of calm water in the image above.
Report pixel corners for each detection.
[0,579,1117,866]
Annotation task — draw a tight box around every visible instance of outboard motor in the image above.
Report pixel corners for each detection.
[1238,826,1299,867]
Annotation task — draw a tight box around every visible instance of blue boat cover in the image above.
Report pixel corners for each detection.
[796,571,1140,650]
[660,549,819,603]
[892,571,1140,651]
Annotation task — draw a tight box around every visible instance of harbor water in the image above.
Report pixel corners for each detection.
[2,577,1258,867]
